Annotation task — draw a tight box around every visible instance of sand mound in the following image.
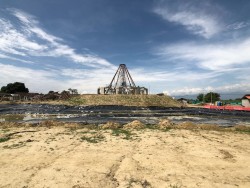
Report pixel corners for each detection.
[156,119,174,129]
[100,121,121,129]
[123,120,145,129]
[177,121,197,129]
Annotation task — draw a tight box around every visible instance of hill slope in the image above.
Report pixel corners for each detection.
[69,94,181,107]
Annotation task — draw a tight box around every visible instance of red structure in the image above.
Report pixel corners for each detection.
[203,104,250,112]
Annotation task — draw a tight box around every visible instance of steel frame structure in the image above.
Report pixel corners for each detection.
[105,64,136,94]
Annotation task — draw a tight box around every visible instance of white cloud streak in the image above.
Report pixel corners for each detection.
[227,21,250,30]
[153,1,222,38]
[0,9,114,68]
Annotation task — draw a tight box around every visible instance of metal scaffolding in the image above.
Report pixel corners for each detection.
[97,64,148,95]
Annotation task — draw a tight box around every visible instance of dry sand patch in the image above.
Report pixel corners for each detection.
[0,126,250,188]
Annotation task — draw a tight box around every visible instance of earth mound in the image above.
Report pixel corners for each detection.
[123,120,145,129]
[100,121,121,129]
[156,119,174,129]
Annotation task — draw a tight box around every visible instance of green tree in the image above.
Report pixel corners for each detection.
[68,88,78,95]
[197,93,204,102]
[204,92,220,103]
[1,82,29,93]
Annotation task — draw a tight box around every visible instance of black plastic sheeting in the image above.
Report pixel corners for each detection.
[0,104,249,126]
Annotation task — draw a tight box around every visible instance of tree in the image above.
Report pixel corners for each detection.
[204,92,220,103]
[1,82,29,93]
[71,89,78,95]
[68,88,78,95]
[197,93,204,102]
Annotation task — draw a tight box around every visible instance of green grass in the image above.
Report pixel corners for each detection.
[0,114,25,121]
[112,129,132,140]
[68,97,86,105]
[162,127,172,132]
[81,134,105,143]
[144,124,172,132]
[234,125,250,134]
[144,124,157,130]
[1,129,10,133]
[235,129,250,134]
[0,137,10,143]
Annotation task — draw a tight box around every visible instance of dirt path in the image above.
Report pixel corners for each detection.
[0,127,250,188]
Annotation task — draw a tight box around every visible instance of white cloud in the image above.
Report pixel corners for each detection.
[0,53,34,64]
[153,1,222,38]
[164,83,250,96]
[0,9,114,68]
[0,63,116,93]
[0,18,47,56]
[130,68,220,82]
[158,38,250,71]
[0,63,64,93]
[227,21,250,30]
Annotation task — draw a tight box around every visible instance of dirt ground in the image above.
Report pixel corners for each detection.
[0,126,250,188]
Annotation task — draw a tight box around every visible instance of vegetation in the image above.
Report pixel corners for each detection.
[0,137,10,143]
[1,82,29,93]
[197,92,220,103]
[68,88,78,95]
[197,93,204,102]
[235,125,250,134]
[221,99,242,105]
[112,129,132,140]
[81,134,105,143]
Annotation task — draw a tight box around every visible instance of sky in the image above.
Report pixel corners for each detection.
[0,0,250,98]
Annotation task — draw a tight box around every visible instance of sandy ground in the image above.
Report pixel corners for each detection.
[0,126,250,188]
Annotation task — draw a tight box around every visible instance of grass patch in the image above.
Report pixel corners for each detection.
[144,124,157,130]
[112,129,133,140]
[0,114,25,121]
[234,125,250,134]
[169,184,182,188]
[0,137,10,143]
[128,178,151,187]
[82,124,99,130]
[2,129,10,133]
[3,142,25,149]
[161,127,172,132]
[68,96,86,105]
[81,134,105,143]
[144,124,172,132]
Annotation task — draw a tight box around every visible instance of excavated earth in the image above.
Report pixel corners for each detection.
[1,104,250,188]
[0,104,250,126]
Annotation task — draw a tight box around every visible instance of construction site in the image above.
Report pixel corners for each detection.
[97,64,148,95]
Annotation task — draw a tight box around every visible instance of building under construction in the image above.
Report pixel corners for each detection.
[97,64,148,95]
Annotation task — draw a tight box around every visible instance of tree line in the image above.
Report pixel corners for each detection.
[1,82,79,95]
[197,92,220,103]
[1,82,29,93]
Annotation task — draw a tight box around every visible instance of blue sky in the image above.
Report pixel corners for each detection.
[0,0,250,97]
